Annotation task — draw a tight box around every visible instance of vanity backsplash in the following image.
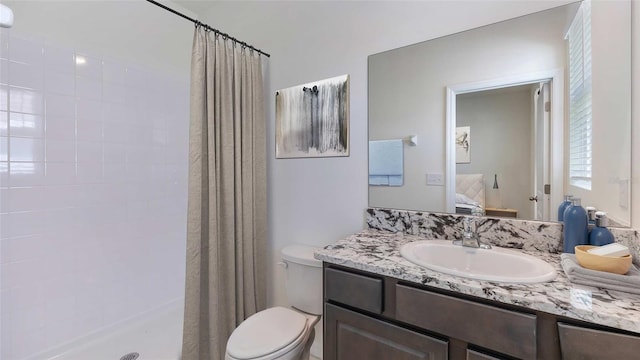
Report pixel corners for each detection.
[366,207,640,265]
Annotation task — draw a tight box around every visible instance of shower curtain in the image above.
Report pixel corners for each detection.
[182,26,267,360]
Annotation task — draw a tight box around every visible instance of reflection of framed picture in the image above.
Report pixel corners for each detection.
[456,126,470,163]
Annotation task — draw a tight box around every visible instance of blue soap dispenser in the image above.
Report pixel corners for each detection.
[589,211,615,246]
[563,197,588,253]
[558,195,573,221]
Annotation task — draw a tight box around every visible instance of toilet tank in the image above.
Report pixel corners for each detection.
[281,244,323,315]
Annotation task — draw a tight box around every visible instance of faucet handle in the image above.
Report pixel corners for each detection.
[463,217,476,236]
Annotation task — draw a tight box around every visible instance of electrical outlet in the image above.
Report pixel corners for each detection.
[426,173,444,186]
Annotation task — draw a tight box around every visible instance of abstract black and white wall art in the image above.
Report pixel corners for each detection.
[456,126,471,163]
[275,74,349,158]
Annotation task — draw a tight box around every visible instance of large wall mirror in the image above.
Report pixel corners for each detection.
[368,1,631,226]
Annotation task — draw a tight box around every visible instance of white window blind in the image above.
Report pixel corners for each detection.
[567,0,592,190]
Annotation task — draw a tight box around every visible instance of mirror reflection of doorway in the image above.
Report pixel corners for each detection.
[455,81,551,221]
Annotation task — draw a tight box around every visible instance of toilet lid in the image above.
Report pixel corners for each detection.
[226,307,308,359]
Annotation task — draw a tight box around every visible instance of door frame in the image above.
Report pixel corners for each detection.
[533,81,552,221]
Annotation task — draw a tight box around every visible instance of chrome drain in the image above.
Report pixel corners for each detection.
[120,352,140,360]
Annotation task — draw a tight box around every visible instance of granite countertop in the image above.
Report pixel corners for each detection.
[314,229,640,334]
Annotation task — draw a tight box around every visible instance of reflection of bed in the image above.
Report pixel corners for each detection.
[456,174,485,215]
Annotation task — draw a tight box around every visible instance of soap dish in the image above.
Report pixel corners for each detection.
[575,245,632,275]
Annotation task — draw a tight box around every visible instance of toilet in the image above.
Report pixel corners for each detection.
[225,244,322,360]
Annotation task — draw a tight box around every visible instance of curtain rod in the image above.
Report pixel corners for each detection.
[145,0,271,58]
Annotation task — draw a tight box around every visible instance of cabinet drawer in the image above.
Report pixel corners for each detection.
[396,284,537,360]
[325,267,383,314]
[466,349,502,360]
[325,303,448,360]
[558,322,640,360]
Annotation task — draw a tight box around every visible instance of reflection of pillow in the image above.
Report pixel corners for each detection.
[456,193,480,207]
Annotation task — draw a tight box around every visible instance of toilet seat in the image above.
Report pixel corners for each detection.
[226,307,311,360]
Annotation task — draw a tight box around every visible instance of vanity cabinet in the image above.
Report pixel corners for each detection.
[323,264,640,360]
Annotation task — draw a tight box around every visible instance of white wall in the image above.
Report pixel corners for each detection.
[457,86,534,219]
[201,0,576,357]
[0,1,192,359]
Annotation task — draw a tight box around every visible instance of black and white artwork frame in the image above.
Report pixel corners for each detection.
[275,74,349,158]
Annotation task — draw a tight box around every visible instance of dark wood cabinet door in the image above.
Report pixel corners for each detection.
[558,322,640,360]
[395,284,537,360]
[325,303,448,360]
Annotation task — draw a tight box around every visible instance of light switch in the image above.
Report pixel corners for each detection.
[426,173,444,186]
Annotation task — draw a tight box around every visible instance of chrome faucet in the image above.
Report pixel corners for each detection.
[454,217,491,249]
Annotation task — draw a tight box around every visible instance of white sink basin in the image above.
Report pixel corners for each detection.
[399,240,556,283]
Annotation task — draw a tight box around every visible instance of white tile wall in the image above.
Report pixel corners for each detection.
[0,29,189,360]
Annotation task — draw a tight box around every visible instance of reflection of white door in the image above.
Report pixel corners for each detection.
[533,82,551,221]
